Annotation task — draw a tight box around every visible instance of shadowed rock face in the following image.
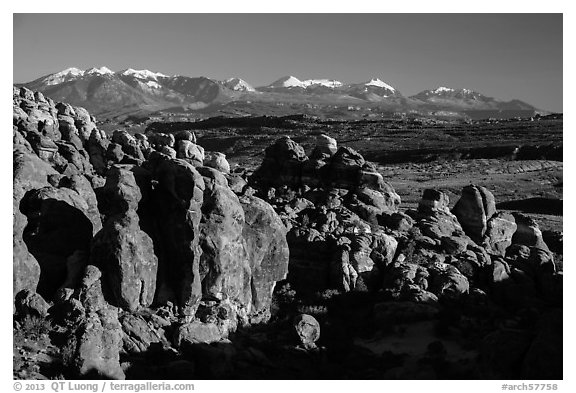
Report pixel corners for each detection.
[13,148,57,296]
[20,187,99,299]
[149,157,205,317]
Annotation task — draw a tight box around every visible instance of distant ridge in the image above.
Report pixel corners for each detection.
[18,66,539,119]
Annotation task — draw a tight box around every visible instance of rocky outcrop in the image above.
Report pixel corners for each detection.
[252,136,400,212]
[90,209,158,312]
[13,88,294,379]
[483,212,517,256]
[240,195,290,321]
[198,167,250,307]
[14,289,50,319]
[204,152,231,174]
[511,213,550,252]
[19,185,101,299]
[452,185,496,242]
[251,137,403,294]
[57,265,125,379]
[148,156,205,317]
[13,147,57,296]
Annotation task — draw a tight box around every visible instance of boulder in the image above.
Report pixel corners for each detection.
[159,145,177,159]
[106,143,125,164]
[327,146,364,189]
[240,195,290,321]
[380,212,414,232]
[26,107,60,141]
[441,235,469,255]
[203,151,231,174]
[173,321,224,347]
[370,231,398,268]
[483,212,517,256]
[452,185,496,242]
[383,262,429,292]
[428,262,469,298]
[293,314,321,349]
[175,130,197,143]
[198,167,250,306]
[65,266,125,379]
[176,140,204,164]
[120,313,168,353]
[112,130,144,160]
[311,134,337,159]
[418,189,450,214]
[97,166,142,217]
[90,210,158,311]
[354,186,400,214]
[512,213,550,252]
[14,289,50,318]
[86,130,109,174]
[147,132,175,148]
[251,136,307,188]
[68,307,125,379]
[55,141,93,175]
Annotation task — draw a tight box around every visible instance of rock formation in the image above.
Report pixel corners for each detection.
[12,86,290,379]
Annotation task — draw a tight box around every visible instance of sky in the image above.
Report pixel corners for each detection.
[13,13,563,111]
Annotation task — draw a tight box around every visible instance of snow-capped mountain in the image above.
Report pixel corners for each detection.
[342,78,401,101]
[38,67,86,86]
[260,75,400,103]
[301,79,343,88]
[266,76,343,89]
[267,76,304,88]
[17,67,538,119]
[409,86,535,111]
[222,77,256,92]
[119,68,168,81]
[364,78,396,92]
[413,86,484,100]
[85,66,115,76]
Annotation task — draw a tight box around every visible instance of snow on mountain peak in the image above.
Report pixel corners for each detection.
[430,86,476,96]
[144,80,162,89]
[269,76,304,88]
[433,86,455,93]
[120,68,168,81]
[270,76,343,89]
[301,79,342,88]
[86,66,114,75]
[60,67,84,76]
[365,78,396,92]
[42,67,85,85]
[223,77,256,92]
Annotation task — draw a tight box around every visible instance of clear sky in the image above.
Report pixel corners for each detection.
[13,13,563,112]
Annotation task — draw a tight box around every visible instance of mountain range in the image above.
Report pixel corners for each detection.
[17,67,540,120]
